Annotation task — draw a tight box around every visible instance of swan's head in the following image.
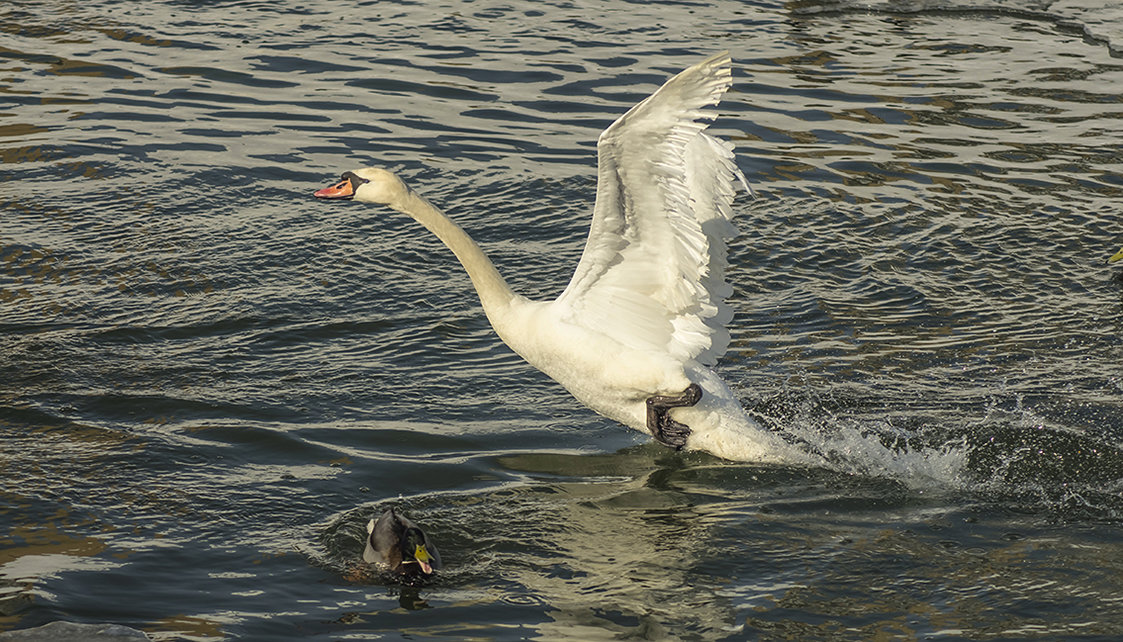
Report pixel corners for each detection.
[313,167,409,205]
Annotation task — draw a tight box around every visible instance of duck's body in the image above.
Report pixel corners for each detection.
[316,53,804,464]
[364,508,441,580]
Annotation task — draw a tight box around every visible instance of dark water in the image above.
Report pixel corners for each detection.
[3,0,1123,639]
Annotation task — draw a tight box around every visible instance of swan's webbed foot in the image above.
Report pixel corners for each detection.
[655,415,692,450]
[645,383,702,451]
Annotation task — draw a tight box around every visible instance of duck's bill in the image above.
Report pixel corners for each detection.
[403,558,433,574]
[1109,248,1123,264]
[314,178,355,199]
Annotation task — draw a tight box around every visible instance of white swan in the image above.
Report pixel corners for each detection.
[315,52,803,464]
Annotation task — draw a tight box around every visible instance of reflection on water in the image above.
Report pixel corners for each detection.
[3,0,1123,638]
[314,447,1121,639]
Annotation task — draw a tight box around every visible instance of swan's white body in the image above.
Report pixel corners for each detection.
[317,53,802,464]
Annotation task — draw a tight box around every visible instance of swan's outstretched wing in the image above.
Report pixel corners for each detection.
[555,51,748,367]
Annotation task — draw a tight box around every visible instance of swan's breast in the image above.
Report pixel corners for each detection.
[491,300,689,424]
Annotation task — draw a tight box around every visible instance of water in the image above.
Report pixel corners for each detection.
[3,0,1122,639]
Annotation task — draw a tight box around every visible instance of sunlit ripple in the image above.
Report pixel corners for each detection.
[3,0,1123,639]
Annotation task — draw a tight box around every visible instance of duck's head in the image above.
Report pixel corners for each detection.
[313,167,408,205]
[400,526,437,576]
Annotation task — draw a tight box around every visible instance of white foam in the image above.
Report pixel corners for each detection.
[785,413,971,491]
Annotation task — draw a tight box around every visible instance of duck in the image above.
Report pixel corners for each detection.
[315,52,804,464]
[363,507,441,579]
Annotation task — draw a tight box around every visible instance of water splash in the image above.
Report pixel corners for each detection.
[752,386,970,491]
[752,382,1123,521]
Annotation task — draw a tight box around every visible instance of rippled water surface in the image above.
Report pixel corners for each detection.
[3,0,1123,639]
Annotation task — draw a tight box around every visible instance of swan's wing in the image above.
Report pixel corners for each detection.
[555,52,749,366]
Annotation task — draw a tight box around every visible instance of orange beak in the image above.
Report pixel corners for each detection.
[314,177,355,199]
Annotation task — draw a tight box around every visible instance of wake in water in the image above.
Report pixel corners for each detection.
[751,384,971,491]
[964,395,1123,521]
[750,382,1123,522]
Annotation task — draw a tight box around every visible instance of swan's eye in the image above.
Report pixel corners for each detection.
[341,171,370,187]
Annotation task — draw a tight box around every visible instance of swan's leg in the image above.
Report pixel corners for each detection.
[645,383,702,450]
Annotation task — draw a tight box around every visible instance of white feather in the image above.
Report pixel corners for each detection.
[557,53,745,367]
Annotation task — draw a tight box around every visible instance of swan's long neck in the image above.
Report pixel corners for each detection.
[389,188,519,319]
